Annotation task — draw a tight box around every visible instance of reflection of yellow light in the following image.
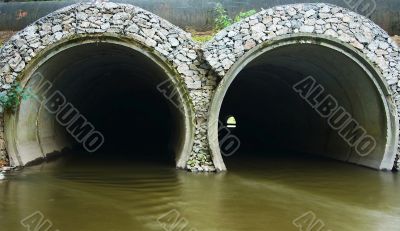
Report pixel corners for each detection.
[226,116,236,128]
[227,116,236,124]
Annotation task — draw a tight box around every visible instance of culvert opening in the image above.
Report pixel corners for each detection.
[211,40,397,171]
[9,40,192,166]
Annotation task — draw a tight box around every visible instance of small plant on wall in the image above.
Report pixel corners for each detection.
[234,9,257,23]
[214,3,257,31]
[0,83,32,112]
[189,3,257,43]
[214,3,233,31]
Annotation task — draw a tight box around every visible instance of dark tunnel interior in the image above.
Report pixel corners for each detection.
[26,42,187,165]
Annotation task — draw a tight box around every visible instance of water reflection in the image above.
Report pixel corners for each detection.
[0,154,399,231]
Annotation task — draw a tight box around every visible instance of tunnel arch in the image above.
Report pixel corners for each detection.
[4,35,195,168]
[0,2,204,169]
[203,3,400,171]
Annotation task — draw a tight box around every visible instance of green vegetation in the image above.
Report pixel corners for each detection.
[234,9,257,23]
[192,34,213,43]
[0,38,6,48]
[214,3,233,31]
[214,3,257,31]
[189,4,257,43]
[0,83,32,112]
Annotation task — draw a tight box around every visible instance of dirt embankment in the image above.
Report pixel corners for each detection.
[393,35,400,45]
[0,31,14,46]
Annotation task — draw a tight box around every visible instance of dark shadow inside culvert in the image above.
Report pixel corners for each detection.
[217,43,392,170]
[16,41,190,166]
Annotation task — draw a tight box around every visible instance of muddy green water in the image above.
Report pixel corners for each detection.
[0,154,399,231]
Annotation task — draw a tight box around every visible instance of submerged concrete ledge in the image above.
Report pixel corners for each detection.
[0,2,399,172]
